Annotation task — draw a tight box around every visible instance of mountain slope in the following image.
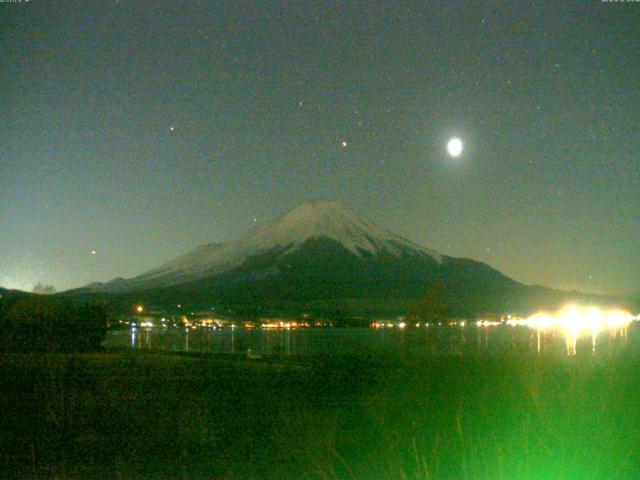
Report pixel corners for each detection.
[0,287,32,300]
[85,201,443,293]
[69,200,627,317]
[147,236,523,317]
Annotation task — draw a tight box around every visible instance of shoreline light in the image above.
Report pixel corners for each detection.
[511,304,636,335]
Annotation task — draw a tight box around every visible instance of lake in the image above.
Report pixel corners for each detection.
[105,321,640,358]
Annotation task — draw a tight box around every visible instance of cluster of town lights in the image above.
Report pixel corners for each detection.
[130,304,636,335]
[127,307,330,330]
[368,305,638,335]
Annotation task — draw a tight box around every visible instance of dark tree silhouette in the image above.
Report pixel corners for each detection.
[407,283,452,322]
[0,296,107,352]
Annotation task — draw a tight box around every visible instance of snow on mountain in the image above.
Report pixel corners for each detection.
[91,200,443,292]
[235,200,441,260]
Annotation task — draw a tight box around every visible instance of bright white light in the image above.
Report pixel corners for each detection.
[525,304,635,335]
[446,137,463,157]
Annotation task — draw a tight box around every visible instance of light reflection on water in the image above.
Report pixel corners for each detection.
[105,322,640,358]
[506,305,636,356]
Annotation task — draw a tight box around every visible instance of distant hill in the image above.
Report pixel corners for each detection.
[0,287,31,300]
[65,201,634,319]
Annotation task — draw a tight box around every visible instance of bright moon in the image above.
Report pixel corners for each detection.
[446,137,463,157]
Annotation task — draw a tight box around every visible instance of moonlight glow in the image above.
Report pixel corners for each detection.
[446,137,463,157]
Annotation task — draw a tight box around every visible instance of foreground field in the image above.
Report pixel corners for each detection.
[1,351,639,479]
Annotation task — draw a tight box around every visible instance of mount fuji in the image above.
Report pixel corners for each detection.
[89,201,443,292]
[72,201,613,317]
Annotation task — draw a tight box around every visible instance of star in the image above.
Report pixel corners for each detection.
[169,126,175,132]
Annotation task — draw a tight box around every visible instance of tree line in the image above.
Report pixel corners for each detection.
[0,295,107,353]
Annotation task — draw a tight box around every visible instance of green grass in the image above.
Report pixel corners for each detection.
[1,352,639,479]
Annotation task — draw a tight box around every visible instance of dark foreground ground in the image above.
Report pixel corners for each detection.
[1,351,639,480]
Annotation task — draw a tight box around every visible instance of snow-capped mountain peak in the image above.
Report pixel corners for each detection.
[244,200,440,259]
[88,200,442,292]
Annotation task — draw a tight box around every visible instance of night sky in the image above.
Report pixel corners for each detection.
[1,1,639,295]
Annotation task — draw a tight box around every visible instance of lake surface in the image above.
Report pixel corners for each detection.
[105,322,640,358]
